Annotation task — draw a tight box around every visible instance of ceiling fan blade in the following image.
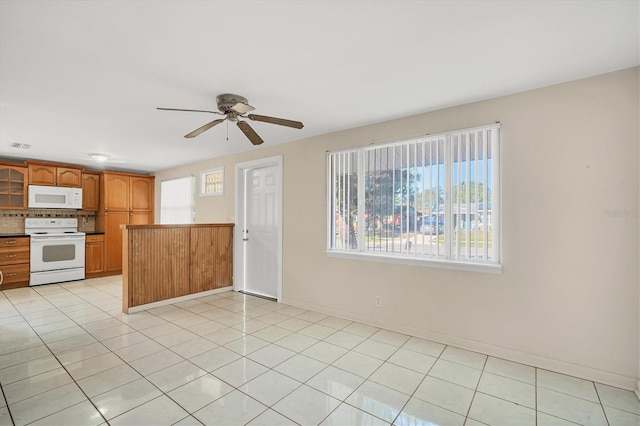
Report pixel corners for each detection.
[237,121,264,145]
[157,107,220,114]
[184,119,226,138]
[248,114,304,129]
[231,102,255,114]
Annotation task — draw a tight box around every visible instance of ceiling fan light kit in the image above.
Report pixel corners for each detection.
[158,93,304,146]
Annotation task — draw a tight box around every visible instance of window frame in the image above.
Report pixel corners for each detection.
[326,123,502,273]
[200,166,224,197]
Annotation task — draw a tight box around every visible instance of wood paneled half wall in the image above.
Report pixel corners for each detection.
[121,223,233,313]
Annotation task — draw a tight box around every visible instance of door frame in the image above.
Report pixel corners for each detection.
[234,155,283,302]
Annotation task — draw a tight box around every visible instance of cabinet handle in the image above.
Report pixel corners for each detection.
[5,240,17,244]
[5,254,16,258]
[5,273,16,277]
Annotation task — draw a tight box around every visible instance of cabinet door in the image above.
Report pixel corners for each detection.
[103,174,130,211]
[29,165,56,186]
[104,211,129,272]
[85,242,104,274]
[0,166,27,209]
[0,246,30,266]
[130,211,153,225]
[130,176,154,211]
[82,173,100,211]
[57,167,82,187]
[0,237,29,248]
[0,264,30,288]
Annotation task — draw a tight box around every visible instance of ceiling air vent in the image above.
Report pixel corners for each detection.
[10,143,31,149]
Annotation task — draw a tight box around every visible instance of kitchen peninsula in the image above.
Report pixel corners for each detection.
[121,223,233,313]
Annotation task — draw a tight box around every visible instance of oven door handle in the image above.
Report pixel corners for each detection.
[30,236,86,242]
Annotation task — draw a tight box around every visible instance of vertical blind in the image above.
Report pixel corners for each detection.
[160,176,195,224]
[328,123,500,265]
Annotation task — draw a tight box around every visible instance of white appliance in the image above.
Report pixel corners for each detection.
[28,185,83,209]
[25,218,86,286]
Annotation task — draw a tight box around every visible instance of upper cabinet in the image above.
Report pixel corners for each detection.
[28,164,55,185]
[101,172,154,213]
[102,173,131,211]
[28,163,82,187]
[0,164,28,209]
[131,176,154,211]
[57,167,82,187]
[82,172,100,211]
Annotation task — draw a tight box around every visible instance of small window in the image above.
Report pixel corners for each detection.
[200,167,224,197]
[160,176,195,224]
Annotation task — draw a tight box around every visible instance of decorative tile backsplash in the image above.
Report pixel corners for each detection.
[0,210,96,233]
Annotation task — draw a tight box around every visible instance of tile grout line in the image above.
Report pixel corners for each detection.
[3,279,638,425]
[387,342,446,426]
[2,285,110,426]
[28,283,117,425]
[0,381,16,426]
[592,380,611,426]
[465,355,490,425]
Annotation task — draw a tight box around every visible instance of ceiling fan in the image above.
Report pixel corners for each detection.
[157,93,304,145]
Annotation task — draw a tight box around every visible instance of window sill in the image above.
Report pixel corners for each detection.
[325,250,502,274]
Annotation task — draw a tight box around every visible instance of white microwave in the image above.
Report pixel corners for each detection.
[28,185,83,209]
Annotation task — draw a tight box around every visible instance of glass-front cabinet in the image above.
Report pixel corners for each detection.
[0,165,28,209]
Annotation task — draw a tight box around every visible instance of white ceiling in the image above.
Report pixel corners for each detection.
[1,1,638,173]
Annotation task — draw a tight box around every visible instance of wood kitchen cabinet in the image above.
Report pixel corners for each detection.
[102,173,130,210]
[98,172,154,273]
[82,172,100,211]
[28,163,82,187]
[102,211,129,272]
[0,236,30,289]
[85,234,104,276]
[130,176,153,211]
[0,164,28,209]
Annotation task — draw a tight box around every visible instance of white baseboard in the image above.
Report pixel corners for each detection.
[283,296,637,392]
[126,286,233,313]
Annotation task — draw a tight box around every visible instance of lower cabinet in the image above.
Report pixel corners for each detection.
[0,236,30,289]
[85,234,104,276]
[101,211,153,274]
[103,211,130,273]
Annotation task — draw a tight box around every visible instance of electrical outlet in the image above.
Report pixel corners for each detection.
[375,296,383,308]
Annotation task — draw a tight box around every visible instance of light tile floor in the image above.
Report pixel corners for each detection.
[1,276,638,426]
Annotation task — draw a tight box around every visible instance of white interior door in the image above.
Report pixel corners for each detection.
[235,156,282,301]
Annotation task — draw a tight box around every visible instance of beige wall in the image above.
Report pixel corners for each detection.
[154,67,640,390]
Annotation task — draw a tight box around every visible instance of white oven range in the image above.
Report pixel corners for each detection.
[25,218,86,286]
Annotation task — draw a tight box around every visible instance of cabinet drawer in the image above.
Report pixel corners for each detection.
[0,237,29,247]
[0,264,30,285]
[0,246,30,266]
[86,234,104,242]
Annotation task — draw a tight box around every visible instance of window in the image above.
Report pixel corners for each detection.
[200,167,224,197]
[160,176,195,224]
[328,123,500,271]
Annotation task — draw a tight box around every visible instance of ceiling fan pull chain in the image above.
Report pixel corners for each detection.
[226,120,229,141]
